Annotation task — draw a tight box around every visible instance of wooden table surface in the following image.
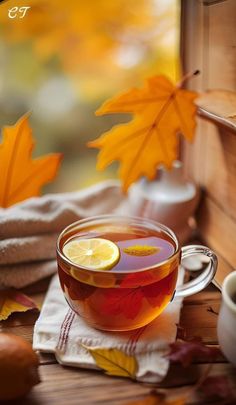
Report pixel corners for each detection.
[1,277,236,405]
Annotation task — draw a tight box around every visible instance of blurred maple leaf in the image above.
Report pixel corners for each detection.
[0,289,38,321]
[167,338,220,367]
[88,74,198,191]
[0,114,62,208]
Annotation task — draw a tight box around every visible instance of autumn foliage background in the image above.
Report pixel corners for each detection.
[0,0,179,193]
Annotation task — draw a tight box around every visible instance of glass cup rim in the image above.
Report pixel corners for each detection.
[56,214,180,274]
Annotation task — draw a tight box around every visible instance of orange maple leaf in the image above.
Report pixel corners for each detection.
[0,114,62,208]
[88,74,198,191]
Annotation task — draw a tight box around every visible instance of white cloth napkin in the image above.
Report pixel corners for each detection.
[33,271,184,383]
[0,180,129,288]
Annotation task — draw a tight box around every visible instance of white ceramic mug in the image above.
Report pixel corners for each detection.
[217,271,236,366]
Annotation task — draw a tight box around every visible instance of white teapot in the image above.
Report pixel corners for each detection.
[128,161,200,244]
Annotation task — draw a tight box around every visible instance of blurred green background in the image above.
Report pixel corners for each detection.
[0,0,180,193]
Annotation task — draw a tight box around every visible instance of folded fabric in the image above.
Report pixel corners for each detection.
[0,260,56,289]
[0,235,57,265]
[0,180,125,239]
[0,180,129,288]
[33,271,184,383]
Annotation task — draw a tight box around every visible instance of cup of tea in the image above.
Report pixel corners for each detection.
[217,271,236,366]
[57,215,218,331]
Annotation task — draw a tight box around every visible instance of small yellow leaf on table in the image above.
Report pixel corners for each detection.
[83,346,138,378]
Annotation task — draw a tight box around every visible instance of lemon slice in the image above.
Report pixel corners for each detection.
[62,238,120,270]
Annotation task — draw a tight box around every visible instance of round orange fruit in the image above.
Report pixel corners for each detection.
[0,333,40,401]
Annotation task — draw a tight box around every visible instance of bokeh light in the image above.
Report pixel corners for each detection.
[0,0,180,192]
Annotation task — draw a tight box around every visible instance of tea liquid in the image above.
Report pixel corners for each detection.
[58,223,179,331]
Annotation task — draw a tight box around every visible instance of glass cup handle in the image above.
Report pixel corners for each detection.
[175,245,218,298]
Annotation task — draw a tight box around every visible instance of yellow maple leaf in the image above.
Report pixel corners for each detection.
[83,346,138,379]
[0,114,62,208]
[0,289,38,321]
[88,74,198,191]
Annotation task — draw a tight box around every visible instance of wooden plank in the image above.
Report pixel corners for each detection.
[180,0,207,185]
[181,0,236,286]
[180,297,220,344]
[9,362,236,405]
[185,289,221,303]
[180,0,204,91]
[203,124,236,222]
[39,353,58,365]
[197,195,236,267]
[182,118,207,185]
[214,250,234,288]
[0,323,35,343]
[19,365,151,405]
[208,0,236,90]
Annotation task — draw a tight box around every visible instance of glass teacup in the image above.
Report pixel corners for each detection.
[57,215,217,331]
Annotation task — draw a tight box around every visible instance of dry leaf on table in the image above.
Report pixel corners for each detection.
[88,74,198,191]
[0,289,38,321]
[83,346,138,378]
[167,338,220,367]
[0,114,62,208]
